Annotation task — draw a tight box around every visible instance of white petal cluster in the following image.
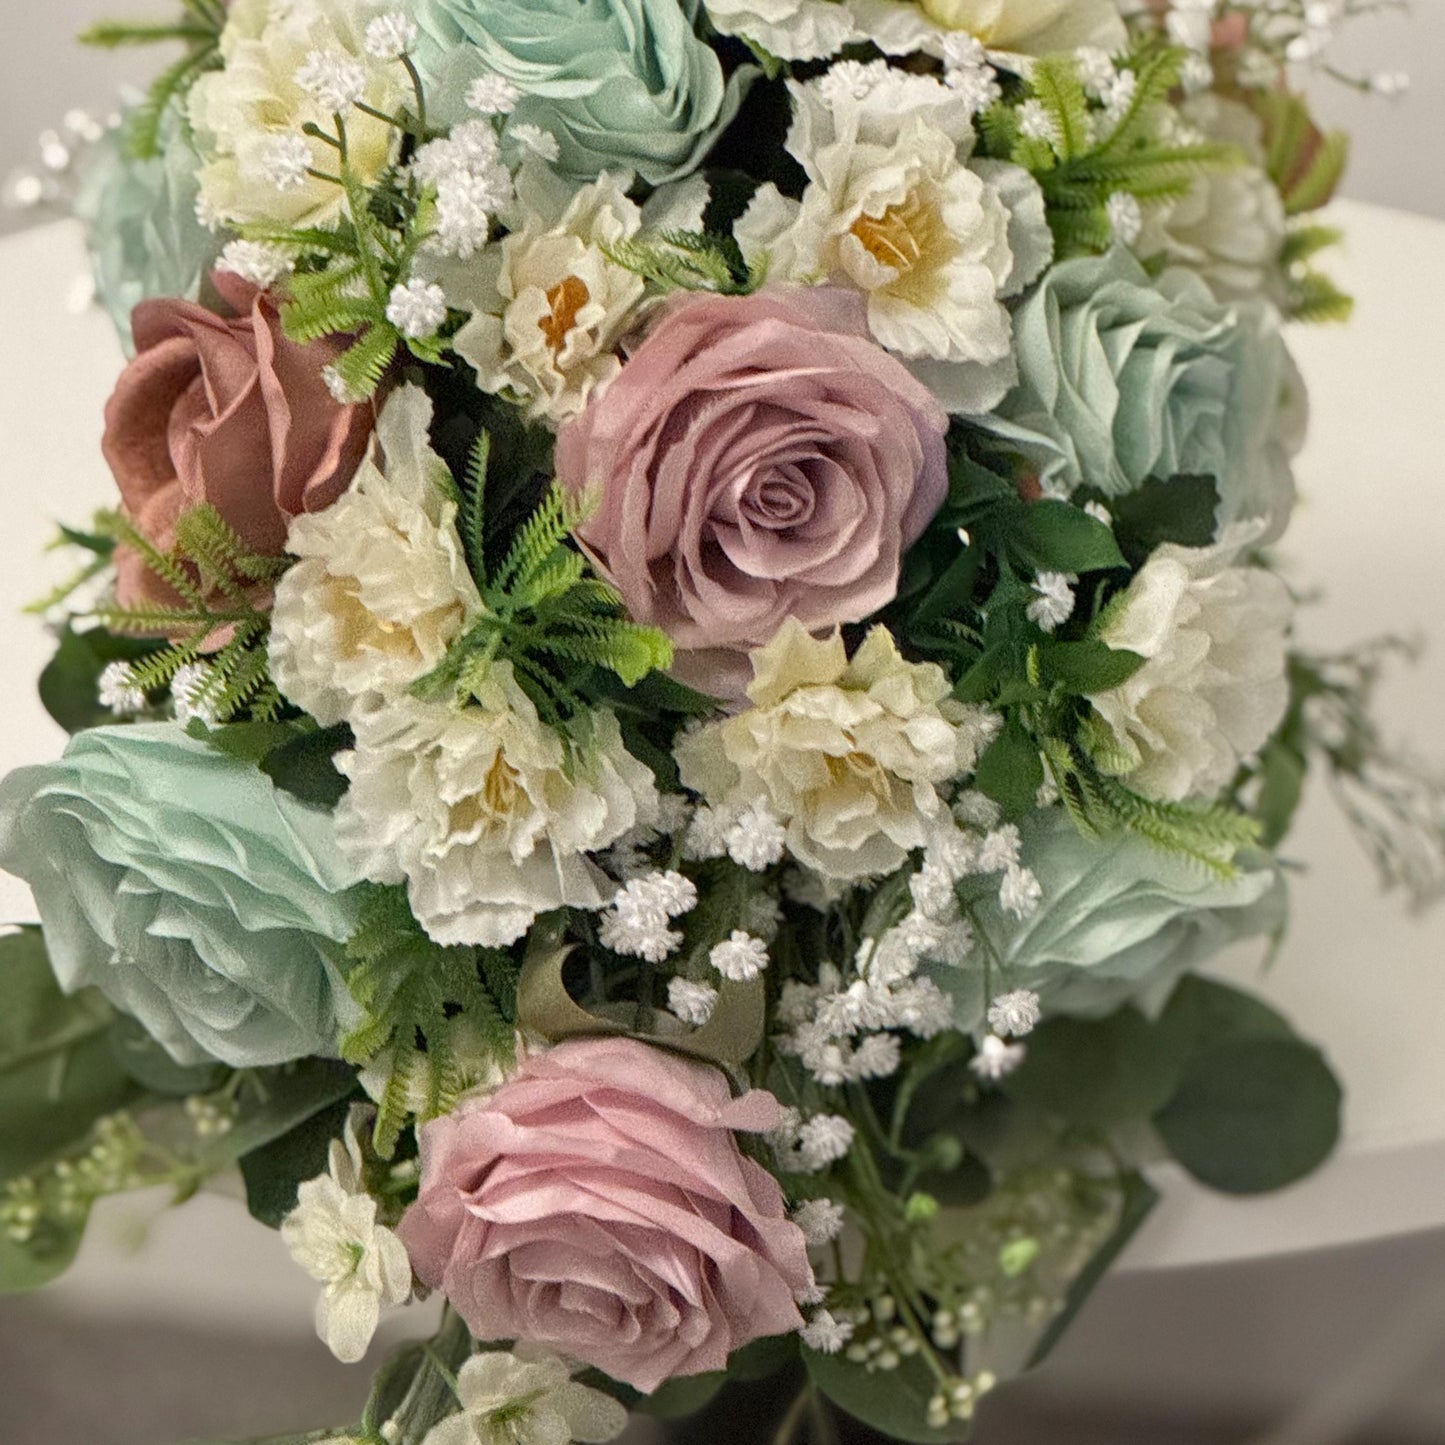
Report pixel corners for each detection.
[844,0,1128,61]
[452,167,647,424]
[792,1198,847,1246]
[710,930,770,982]
[386,277,449,339]
[598,869,698,962]
[987,988,1040,1037]
[737,69,1021,413]
[270,387,482,727]
[703,0,857,60]
[218,238,296,288]
[337,679,659,948]
[281,1109,412,1364]
[676,620,984,881]
[668,977,719,1026]
[190,0,406,229]
[422,1350,627,1445]
[1089,532,1293,803]
[969,1034,1026,1082]
[801,1308,856,1354]
[98,661,146,717]
[414,119,514,260]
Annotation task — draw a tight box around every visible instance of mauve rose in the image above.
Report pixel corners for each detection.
[555,287,949,693]
[398,1037,813,1393]
[102,270,372,612]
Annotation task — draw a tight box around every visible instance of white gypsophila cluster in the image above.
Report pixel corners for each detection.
[269,387,482,726]
[509,123,562,165]
[709,930,770,982]
[667,977,719,1026]
[1027,571,1076,632]
[97,661,146,717]
[385,277,448,339]
[1089,529,1293,803]
[802,1309,856,1354]
[735,68,1022,415]
[1016,99,1062,149]
[280,1108,412,1364]
[451,166,651,425]
[969,1033,1027,1082]
[170,663,220,726]
[1107,191,1144,247]
[942,35,1003,118]
[597,869,698,962]
[792,1198,847,1247]
[683,798,789,872]
[466,73,522,118]
[217,238,295,289]
[778,1113,855,1172]
[337,681,659,948]
[189,0,406,230]
[362,12,418,62]
[987,988,1041,1037]
[414,119,514,259]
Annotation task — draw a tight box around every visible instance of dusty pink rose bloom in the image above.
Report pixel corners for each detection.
[102,271,372,613]
[555,287,949,694]
[398,1037,813,1393]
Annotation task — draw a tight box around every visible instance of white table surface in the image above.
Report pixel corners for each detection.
[0,206,1442,1335]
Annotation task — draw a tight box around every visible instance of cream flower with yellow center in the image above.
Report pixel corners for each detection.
[676,619,980,879]
[847,0,1128,59]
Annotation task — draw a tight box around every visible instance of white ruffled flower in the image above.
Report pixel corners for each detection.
[171,662,220,726]
[737,74,1016,412]
[797,1114,856,1171]
[336,675,659,948]
[363,12,417,62]
[1089,532,1293,803]
[281,1109,412,1364]
[269,387,482,727]
[987,988,1040,1037]
[386,277,449,338]
[998,864,1042,920]
[709,930,770,982]
[703,0,857,60]
[415,120,513,259]
[677,621,981,880]
[801,1308,855,1354]
[969,1034,1026,1082]
[1027,571,1076,632]
[190,0,406,229]
[98,661,146,717]
[844,0,1128,62]
[668,977,719,1026]
[218,238,295,288]
[452,165,647,424]
[792,1198,846,1246]
[467,73,522,117]
[421,1350,627,1445]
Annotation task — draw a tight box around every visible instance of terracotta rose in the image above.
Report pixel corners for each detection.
[102,270,373,610]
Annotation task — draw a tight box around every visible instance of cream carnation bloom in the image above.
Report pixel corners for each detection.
[270,386,482,727]
[675,619,979,879]
[845,0,1127,60]
[336,673,659,947]
[451,165,648,425]
[704,0,858,59]
[1089,532,1293,803]
[737,76,1016,412]
[190,0,405,230]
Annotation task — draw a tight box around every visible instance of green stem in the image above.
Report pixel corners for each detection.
[402,55,429,133]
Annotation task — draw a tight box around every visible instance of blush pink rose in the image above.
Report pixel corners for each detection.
[555,287,949,694]
[398,1038,813,1393]
[102,270,373,614]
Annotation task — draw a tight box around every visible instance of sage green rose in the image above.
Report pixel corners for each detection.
[0,725,364,1069]
[977,249,1305,540]
[937,813,1285,1026]
[73,107,221,357]
[412,0,746,184]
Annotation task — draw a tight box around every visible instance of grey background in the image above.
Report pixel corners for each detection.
[2,0,1444,225]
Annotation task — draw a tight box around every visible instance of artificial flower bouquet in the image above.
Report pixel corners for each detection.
[3,0,1441,1441]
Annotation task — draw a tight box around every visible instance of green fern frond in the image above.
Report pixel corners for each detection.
[603,230,757,296]
[1288,269,1355,324]
[1029,55,1092,161]
[331,323,400,399]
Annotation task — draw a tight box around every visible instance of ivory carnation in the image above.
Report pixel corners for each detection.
[190,0,406,230]
[1089,535,1293,803]
[335,676,658,947]
[398,1038,813,1393]
[452,168,647,424]
[555,287,948,693]
[845,0,1127,60]
[269,388,480,726]
[675,621,978,879]
[704,0,857,59]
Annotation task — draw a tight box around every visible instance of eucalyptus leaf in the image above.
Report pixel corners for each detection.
[260,725,352,807]
[38,626,157,734]
[1036,639,1146,695]
[239,1094,355,1228]
[1154,1037,1342,1195]
[1108,474,1221,565]
[1008,501,1127,575]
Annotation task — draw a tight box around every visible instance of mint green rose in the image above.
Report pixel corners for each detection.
[412,0,745,184]
[73,108,221,357]
[977,250,1305,539]
[940,814,1285,1025]
[0,725,364,1069]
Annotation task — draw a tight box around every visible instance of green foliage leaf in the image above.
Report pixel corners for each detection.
[0,929,138,1184]
[108,1015,227,1097]
[975,720,1046,819]
[1106,474,1222,565]
[1002,501,1127,577]
[805,1347,970,1444]
[39,626,158,734]
[1035,639,1146,696]
[1254,738,1309,848]
[239,1095,355,1228]
[1154,1038,1342,1194]
[260,725,352,807]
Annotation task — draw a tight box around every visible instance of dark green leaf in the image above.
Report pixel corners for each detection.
[975,720,1046,819]
[109,1014,228,1097]
[806,1347,970,1443]
[1153,976,1294,1063]
[187,717,302,765]
[38,627,157,734]
[1009,501,1127,575]
[1004,1009,1181,1130]
[1255,739,1308,848]
[261,725,351,807]
[239,1095,355,1228]
[1036,639,1146,695]
[1154,1037,1342,1194]
[1108,475,1221,565]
